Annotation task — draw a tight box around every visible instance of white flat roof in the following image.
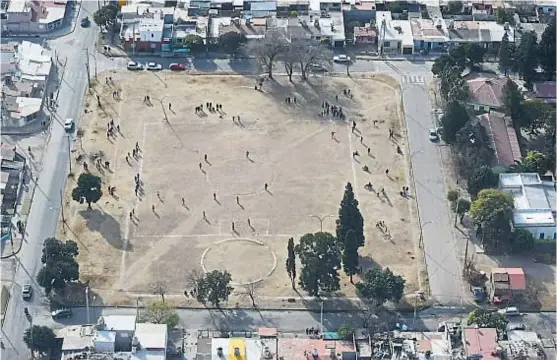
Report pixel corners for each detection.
[7,0,27,13]
[514,210,555,226]
[102,315,137,332]
[379,19,413,47]
[130,350,166,360]
[134,323,167,349]
[15,97,42,117]
[39,6,66,24]
[57,325,95,351]
[18,41,52,63]
[94,330,116,343]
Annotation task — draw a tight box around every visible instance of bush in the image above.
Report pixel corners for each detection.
[290,10,298,17]
[447,189,459,203]
[337,325,355,340]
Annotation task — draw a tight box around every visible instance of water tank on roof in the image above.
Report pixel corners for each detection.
[504,21,510,30]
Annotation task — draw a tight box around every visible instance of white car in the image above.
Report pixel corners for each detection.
[146,62,162,71]
[333,54,351,63]
[126,61,143,70]
[64,118,74,132]
[498,307,521,317]
[428,128,439,142]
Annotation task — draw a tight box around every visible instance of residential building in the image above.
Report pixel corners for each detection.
[279,337,357,360]
[353,23,376,44]
[121,9,168,52]
[462,328,499,360]
[342,0,376,24]
[277,0,310,16]
[97,314,137,349]
[317,12,346,47]
[488,267,526,304]
[411,17,448,53]
[466,75,507,112]
[499,173,557,240]
[133,323,168,359]
[276,16,321,42]
[476,112,522,167]
[531,81,556,104]
[446,19,514,50]
[212,17,268,40]
[0,145,26,216]
[313,0,341,12]
[377,11,413,54]
[2,0,67,34]
[244,0,277,17]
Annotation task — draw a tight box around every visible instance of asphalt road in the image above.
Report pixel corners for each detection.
[0,1,99,357]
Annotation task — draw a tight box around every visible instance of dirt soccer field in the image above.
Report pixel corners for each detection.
[60,71,424,307]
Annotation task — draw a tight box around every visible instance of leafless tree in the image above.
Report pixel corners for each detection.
[296,41,332,80]
[150,280,169,303]
[282,44,298,82]
[185,269,204,298]
[241,281,262,308]
[242,31,287,79]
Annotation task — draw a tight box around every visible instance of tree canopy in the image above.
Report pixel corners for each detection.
[501,78,523,124]
[356,267,405,306]
[295,232,341,296]
[454,122,494,178]
[36,238,79,294]
[242,31,286,78]
[470,189,514,251]
[93,3,119,28]
[23,325,56,356]
[538,20,556,76]
[183,34,205,52]
[138,300,180,328]
[467,309,508,334]
[498,32,515,75]
[342,230,360,283]
[218,32,247,56]
[510,150,548,175]
[467,166,498,198]
[71,173,103,208]
[510,228,535,253]
[336,182,365,248]
[441,100,469,143]
[516,31,538,87]
[193,270,234,307]
[286,237,297,289]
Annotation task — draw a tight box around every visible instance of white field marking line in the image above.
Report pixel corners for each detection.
[347,125,360,199]
[133,233,298,238]
[118,121,148,283]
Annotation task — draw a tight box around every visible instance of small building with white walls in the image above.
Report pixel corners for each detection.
[377,11,413,55]
[499,173,556,240]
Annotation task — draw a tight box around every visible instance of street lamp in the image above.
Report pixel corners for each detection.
[309,214,335,232]
[85,286,90,324]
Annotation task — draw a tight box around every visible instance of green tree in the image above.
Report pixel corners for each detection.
[285,237,297,289]
[23,325,56,357]
[470,189,514,251]
[447,1,463,14]
[511,228,535,253]
[520,100,554,134]
[295,232,341,296]
[439,66,469,102]
[431,54,458,76]
[138,300,180,328]
[516,31,539,87]
[495,7,513,24]
[501,78,523,123]
[342,230,360,284]
[337,324,355,340]
[71,173,102,209]
[36,238,79,294]
[218,32,247,56]
[454,198,471,223]
[463,43,486,69]
[193,270,234,307]
[467,166,498,198]
[336,182,365,247]
[92,3,118,27]
[440,100,469,143]
[448,45,467,69]
[538,20,556,76]
[467,308,508,334]
[454,122,494,177]
[447,189,459,203]
[183,34,205,52]
[498,32,515,75]
[510,150,548,175]
[356,267,405,306]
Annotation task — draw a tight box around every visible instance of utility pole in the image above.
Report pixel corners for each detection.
[320,300,324,335]
[454,198,460,227]
[85,286,90,324]
[84,50,91,88]
[67,136,72,173]
[60,188,66,235]
[463,236,470,275]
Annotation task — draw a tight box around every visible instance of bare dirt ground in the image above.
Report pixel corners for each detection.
[59,72,424,308]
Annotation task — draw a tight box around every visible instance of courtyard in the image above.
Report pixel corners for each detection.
[60,71,424,307]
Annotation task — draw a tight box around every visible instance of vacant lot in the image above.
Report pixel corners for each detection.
[60,71,423,307]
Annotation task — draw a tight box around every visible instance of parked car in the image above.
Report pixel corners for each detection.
[310,63,328,72]
[169,63,186,71]
[64,118,74,132]
[498,307,521,317]
[470,286,485,302]
[333,54,351,63]
[507,323,526,331]
[22,284,33,300]
[127,61,143,70]
[80,17,90,27]
[51,308,73,319]
[428,128,439,142]
[146,62,162,71]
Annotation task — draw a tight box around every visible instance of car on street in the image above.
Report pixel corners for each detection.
[146,62,163,71]
[333,54,351,63]
[64,118,74,132]
[310,63,328,72]
[22,284,33,300]
[127,61,143,70]
[470,286,485,302]
[507,323,526,331]
[169,63,186,71]
[428,128,440,142]
[51,308,73,319]
[80,17,90,27]
[498,307,521,317]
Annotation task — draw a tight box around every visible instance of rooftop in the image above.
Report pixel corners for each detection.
[533,82,556,102]
[411,18,449,42]
[318,13,345,41]
[353,25,376,37]
[101,314,137,332]
[134,323,167,349]
[38,3,67,24]
[7,0,28,13]
[278,338,356,360]
[476,112,522,167]
[57,325,96,352]
[14,96,42,118]
[214,17,268,39]
[492,267,526,290]
[463,328,498,360]
[211,338,272,360]
[467,76,507,107]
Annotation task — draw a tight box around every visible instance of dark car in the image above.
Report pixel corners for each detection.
[80,17,90,28]
[169,63,186,71]
[51,308,72,319]
[470,286,486,302]
[22,284,33,300]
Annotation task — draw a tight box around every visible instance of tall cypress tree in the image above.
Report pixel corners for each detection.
[336,182,365,247]
[538,20,556,76]
[342,230,360,284]
[498,32,514,75]
[286,237,296,289]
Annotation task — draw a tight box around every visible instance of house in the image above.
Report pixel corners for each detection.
[276,17,321,42]
[315,0,342,12]
[476,112,522,167]
[500,330,555,359]
[462,328,499,360]
[133,323,168,359]
[342,0,376,24]
[212,17,267,41]
[377,11,413,54]
[211,335,278,360]
[499,173,557,240]
[243,0,277,17]
[277,0,310,16]
[466,76,507,112]
[488,267,526,303]
[532,82,556,104]
[279,338,356,360]
[97,314,137,350]
[121,13,166,52]
[317,12,346,47]
[2,0,67,34]
[446,20,514,50]
[353,23,376,44]
[411,17,449,54]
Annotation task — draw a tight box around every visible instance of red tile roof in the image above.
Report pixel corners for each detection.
[477,112,522,166]
[463,328,498,360]
[467,77,507,108]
